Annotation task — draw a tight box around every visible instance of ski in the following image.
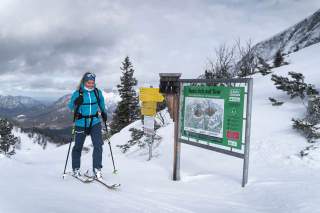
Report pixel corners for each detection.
[84,172,121,189]
[93,178,121,189]
[64,172,94,183]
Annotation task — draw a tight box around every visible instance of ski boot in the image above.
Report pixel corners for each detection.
[73,168,81,177]
[94,168,103,180]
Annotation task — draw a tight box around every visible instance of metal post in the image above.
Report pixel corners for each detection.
[173,92,181,181]
[148,135,153,161]
[242,78,253,187]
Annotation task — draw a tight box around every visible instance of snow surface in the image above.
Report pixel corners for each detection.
[102,90,121,105]
[1,44,320,212]
[253,9,320,61]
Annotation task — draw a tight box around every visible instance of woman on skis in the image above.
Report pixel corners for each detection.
[68,72,108,180]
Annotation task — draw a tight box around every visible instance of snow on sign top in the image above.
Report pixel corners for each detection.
[139,88,164,102]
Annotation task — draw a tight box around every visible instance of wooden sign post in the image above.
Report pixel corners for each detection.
[159,73,182,180]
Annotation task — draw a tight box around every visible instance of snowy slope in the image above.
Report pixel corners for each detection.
[253,9,320,60]
[102,89,120,119]
[102,89,121,105]
[1,44,320,213]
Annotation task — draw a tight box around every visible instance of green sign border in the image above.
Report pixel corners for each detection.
[180,85,245,150]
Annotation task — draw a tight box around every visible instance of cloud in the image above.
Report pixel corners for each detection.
[0,0,319,100]
[0,0,127,89]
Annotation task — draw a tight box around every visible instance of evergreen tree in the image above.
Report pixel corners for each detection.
[273,50,284,67]
[0,118,19,156]
[292,118,320,143]
[117,128,144,153]
[257,57,272,76]
[271,72,318,100]
[110,56,140,134]
[306,95,320,124]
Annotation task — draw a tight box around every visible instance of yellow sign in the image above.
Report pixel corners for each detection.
[141,101,157,116]
[140,88,164,102]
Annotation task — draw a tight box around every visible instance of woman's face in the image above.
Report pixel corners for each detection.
[85,80,95,89]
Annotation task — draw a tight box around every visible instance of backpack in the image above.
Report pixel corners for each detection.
[73,87,103,135]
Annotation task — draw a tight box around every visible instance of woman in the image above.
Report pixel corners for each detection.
[68,72,108,180]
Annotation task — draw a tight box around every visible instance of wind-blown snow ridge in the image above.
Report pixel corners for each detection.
[253,9,320,60]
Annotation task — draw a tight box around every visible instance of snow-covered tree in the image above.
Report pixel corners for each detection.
[117,128,144,153]
[257,57,272,76]
[292,118,320,143]
[273,50,284,67]
[271,72,318,100]
[306,95,320,124]
[110,56,140,135]
[290,87,320,143]
[0,118,19,156]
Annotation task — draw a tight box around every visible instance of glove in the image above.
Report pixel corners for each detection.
[101,111,108,123]
[74,95,83,106]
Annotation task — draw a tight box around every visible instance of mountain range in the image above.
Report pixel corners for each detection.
[0,90,120,130]
[253,9,320,60]
[0,95,46,118]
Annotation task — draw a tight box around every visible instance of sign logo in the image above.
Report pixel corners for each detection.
[230,89,241,97]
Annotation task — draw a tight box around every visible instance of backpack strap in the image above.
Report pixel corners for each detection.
[93,88,103,113]
[73,88,83,122]
[81,101,98,105]
[74,87,102,117]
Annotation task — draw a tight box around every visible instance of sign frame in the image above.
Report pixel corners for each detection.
[174,78,253,187]
[180,85,245,150]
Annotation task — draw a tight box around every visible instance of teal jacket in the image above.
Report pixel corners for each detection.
[68,84,107,128]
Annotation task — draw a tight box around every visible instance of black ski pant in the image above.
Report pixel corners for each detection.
[72,122,103,170]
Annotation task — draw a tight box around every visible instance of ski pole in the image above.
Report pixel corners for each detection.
[63,96,82,179]
[104,122,118,174]
[62,127,74,178]
[107,139,117,174]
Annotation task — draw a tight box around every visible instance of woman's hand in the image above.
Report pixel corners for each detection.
[101,111,108,123]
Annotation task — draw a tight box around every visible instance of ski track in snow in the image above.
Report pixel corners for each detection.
[2,44,320,212]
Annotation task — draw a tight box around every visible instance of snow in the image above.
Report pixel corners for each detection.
[1,44,320,212]
[253,9,320,61]
[102,90,121,104]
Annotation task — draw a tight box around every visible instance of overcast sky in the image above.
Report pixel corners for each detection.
[0,0,319,101]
